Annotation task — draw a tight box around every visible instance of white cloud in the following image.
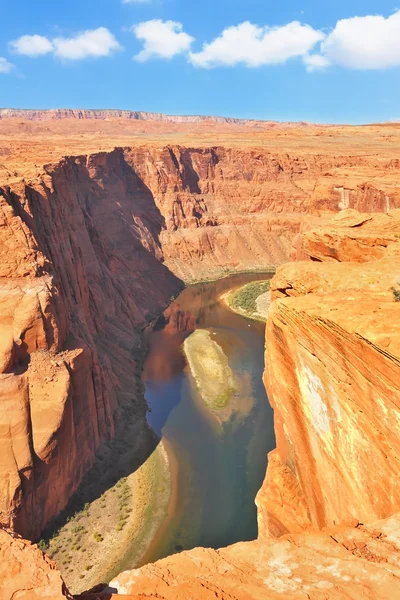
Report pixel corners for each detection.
[189,21,324,68]
[0,57,14,73]
[132,19,194,61]
[9,28,121,61]
[320,10,400,69]
[9,34,54,57]
[53,28,121,60]
[303,53,330,72]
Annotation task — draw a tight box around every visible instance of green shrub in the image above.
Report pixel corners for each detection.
[72,525,85,534]
[391,286,400,302]
[37,539,48,552]
[93,532,103,542]
[230,281,270,314]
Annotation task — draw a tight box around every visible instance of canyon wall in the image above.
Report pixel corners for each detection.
[2,113,400,588]
[119,146,400,280]
[262,209,400,536]
[2,136,400,541]
[0,150,182,540]
[104,209,400,599]
[1,124,400,595]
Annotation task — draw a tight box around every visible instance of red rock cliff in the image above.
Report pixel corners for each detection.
[262,209,400,536]
[106,210,400,599]
[2,119,400,548]
[3,181,400,597]
[0,149,182,540]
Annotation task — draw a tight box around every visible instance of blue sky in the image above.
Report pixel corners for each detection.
[1,0,400,123]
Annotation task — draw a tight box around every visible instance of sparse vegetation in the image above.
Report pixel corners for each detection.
[183,329,238,411]
[72,525,85,534]
[37,539,48,552]
[229,280,270,314]
[392,285,400,302]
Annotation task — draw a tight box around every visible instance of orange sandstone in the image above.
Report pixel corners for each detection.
[1,112,400,598]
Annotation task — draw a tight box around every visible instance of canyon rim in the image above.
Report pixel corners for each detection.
[1,110,400,599]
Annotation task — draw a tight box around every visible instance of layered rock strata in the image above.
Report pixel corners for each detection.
[0,151,181,540]
[106,209,400,598]
[0,527,69,600]
[2,115,400,596]
[263,209,400,536]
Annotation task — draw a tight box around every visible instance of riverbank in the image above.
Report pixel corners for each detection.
[222,280,271,322]
[100,441,172,586]
[185,267,276,286]
[42,441,171,595]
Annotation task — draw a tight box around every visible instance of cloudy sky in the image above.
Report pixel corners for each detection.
[2,0,400,123]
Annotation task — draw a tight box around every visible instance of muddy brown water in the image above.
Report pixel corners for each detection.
[139,273,276,564]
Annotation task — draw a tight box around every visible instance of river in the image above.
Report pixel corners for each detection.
[140,273,276,565]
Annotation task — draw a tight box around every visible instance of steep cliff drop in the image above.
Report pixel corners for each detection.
[2,113,400,598]
[107,209,400,599]
[262,209,400,536]
[0,150,182,541]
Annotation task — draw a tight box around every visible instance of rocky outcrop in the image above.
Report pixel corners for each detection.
[0,527,69,600]
[6,512,400,600]
[263,209,400,536]
[109,513,400,599]
[0,150,182,540]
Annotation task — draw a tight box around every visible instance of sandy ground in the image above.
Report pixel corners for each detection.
[46,442,171,595]
[183,329,238,411]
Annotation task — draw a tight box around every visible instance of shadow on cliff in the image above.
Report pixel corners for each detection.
[2,150,185,543]
[40,369,163,545]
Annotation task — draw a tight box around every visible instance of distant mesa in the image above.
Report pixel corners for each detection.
[0,107,311,127]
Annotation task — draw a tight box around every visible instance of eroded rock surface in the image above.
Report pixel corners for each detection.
[0,151,182,540]
[263,210,400,535]
[109,514,400,599]
[0,527,69,600]
[2,113,400,597]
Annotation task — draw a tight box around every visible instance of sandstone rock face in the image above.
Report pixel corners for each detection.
[263,209,400,535]
[0,527,69,600]
[0,142,328,539]
[109,514,400,599]
[6,513,400,600]
[2,113,400,589]
[0,151,181,540]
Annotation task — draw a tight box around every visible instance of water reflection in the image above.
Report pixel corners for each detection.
[141,273,276,563]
